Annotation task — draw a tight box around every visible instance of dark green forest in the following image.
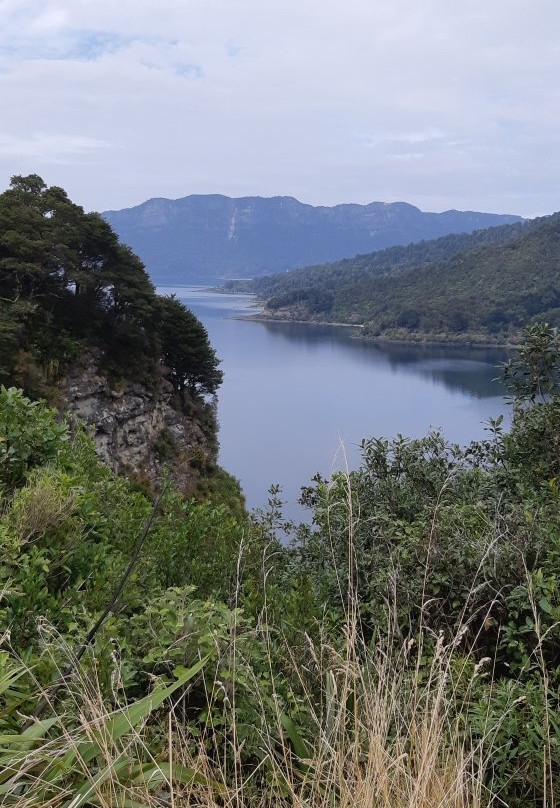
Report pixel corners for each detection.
[1,177,560,806]
[0,174,221,400]
[243,213,560,344]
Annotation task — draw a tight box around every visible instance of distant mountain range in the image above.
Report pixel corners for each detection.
[102,194,522,284]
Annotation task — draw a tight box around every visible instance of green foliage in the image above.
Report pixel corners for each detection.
[0,657,213,806]
[0,390,284,793]
[3,327,560,806]
[0,175,222,403]
[196,464,247,520]
[119,587,279,759]
[158,294,223,398]
[252,212,560,343]
[502,322,560,401]
[0,386,68,490]
[0,175,157,390]
[469,674,560,808]
[0,392,247,663]
[144,489,245,597]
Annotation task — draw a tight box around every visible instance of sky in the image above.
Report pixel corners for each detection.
[1,0,559,217]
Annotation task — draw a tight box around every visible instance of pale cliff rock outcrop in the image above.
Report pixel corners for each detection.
[61,359,216,493]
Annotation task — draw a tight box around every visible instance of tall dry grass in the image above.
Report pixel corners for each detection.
[1,470,554,808]
[1,627,497,807]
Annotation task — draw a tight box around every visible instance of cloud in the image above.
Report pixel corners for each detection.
[0,132,113,161]
[173,62,203,79]
[360,128,447,147]
[0,0,559,216]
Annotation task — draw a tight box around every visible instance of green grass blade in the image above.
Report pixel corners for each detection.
[280,713,311,760]
[63,654,210,767]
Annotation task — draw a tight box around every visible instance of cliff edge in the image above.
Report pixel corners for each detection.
[62,357,216,495]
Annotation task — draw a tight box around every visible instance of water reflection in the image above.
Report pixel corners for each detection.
[164,287,512,517]
[256,319,509,399]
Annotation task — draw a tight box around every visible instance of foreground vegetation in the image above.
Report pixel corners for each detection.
[1,324,560,806]
[241,212,560,344]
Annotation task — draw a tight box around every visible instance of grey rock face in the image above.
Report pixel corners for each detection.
[62,360,213,493]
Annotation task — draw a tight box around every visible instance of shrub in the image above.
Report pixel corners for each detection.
[0,386,68,490]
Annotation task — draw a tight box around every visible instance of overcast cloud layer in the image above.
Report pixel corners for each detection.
[1,0,559,216]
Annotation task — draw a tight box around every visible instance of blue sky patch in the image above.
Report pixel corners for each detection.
[173,63,203,78]
[1,29,177,63]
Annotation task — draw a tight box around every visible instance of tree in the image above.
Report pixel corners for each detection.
[158,295,223,399]
[501,322,560,403]
[0,175,223,405]
[0,175,159,386]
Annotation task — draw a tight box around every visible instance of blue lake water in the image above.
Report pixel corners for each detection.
[160,286,511,519]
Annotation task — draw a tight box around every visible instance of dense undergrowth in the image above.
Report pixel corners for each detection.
[0,324,559,806]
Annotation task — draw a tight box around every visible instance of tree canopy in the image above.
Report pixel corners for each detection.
[0,175,222,401]
[158,294,222,398]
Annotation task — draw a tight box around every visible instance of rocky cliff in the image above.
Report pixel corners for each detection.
[61,358,216,494]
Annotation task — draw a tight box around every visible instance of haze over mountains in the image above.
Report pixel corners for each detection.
[102,194,522,284]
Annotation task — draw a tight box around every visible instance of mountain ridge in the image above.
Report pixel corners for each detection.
[102,194,522,284]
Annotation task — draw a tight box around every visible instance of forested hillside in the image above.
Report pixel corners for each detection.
[0,174,231,498]
[248,213,560,343]
[243,216,534,303]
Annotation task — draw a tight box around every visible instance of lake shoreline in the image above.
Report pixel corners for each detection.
[230,314,361,329]
[177,288,510,518]
[167,287,519,350]
[235,312,519,349]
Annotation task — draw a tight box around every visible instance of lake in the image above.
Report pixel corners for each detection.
[161,287,511,519]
